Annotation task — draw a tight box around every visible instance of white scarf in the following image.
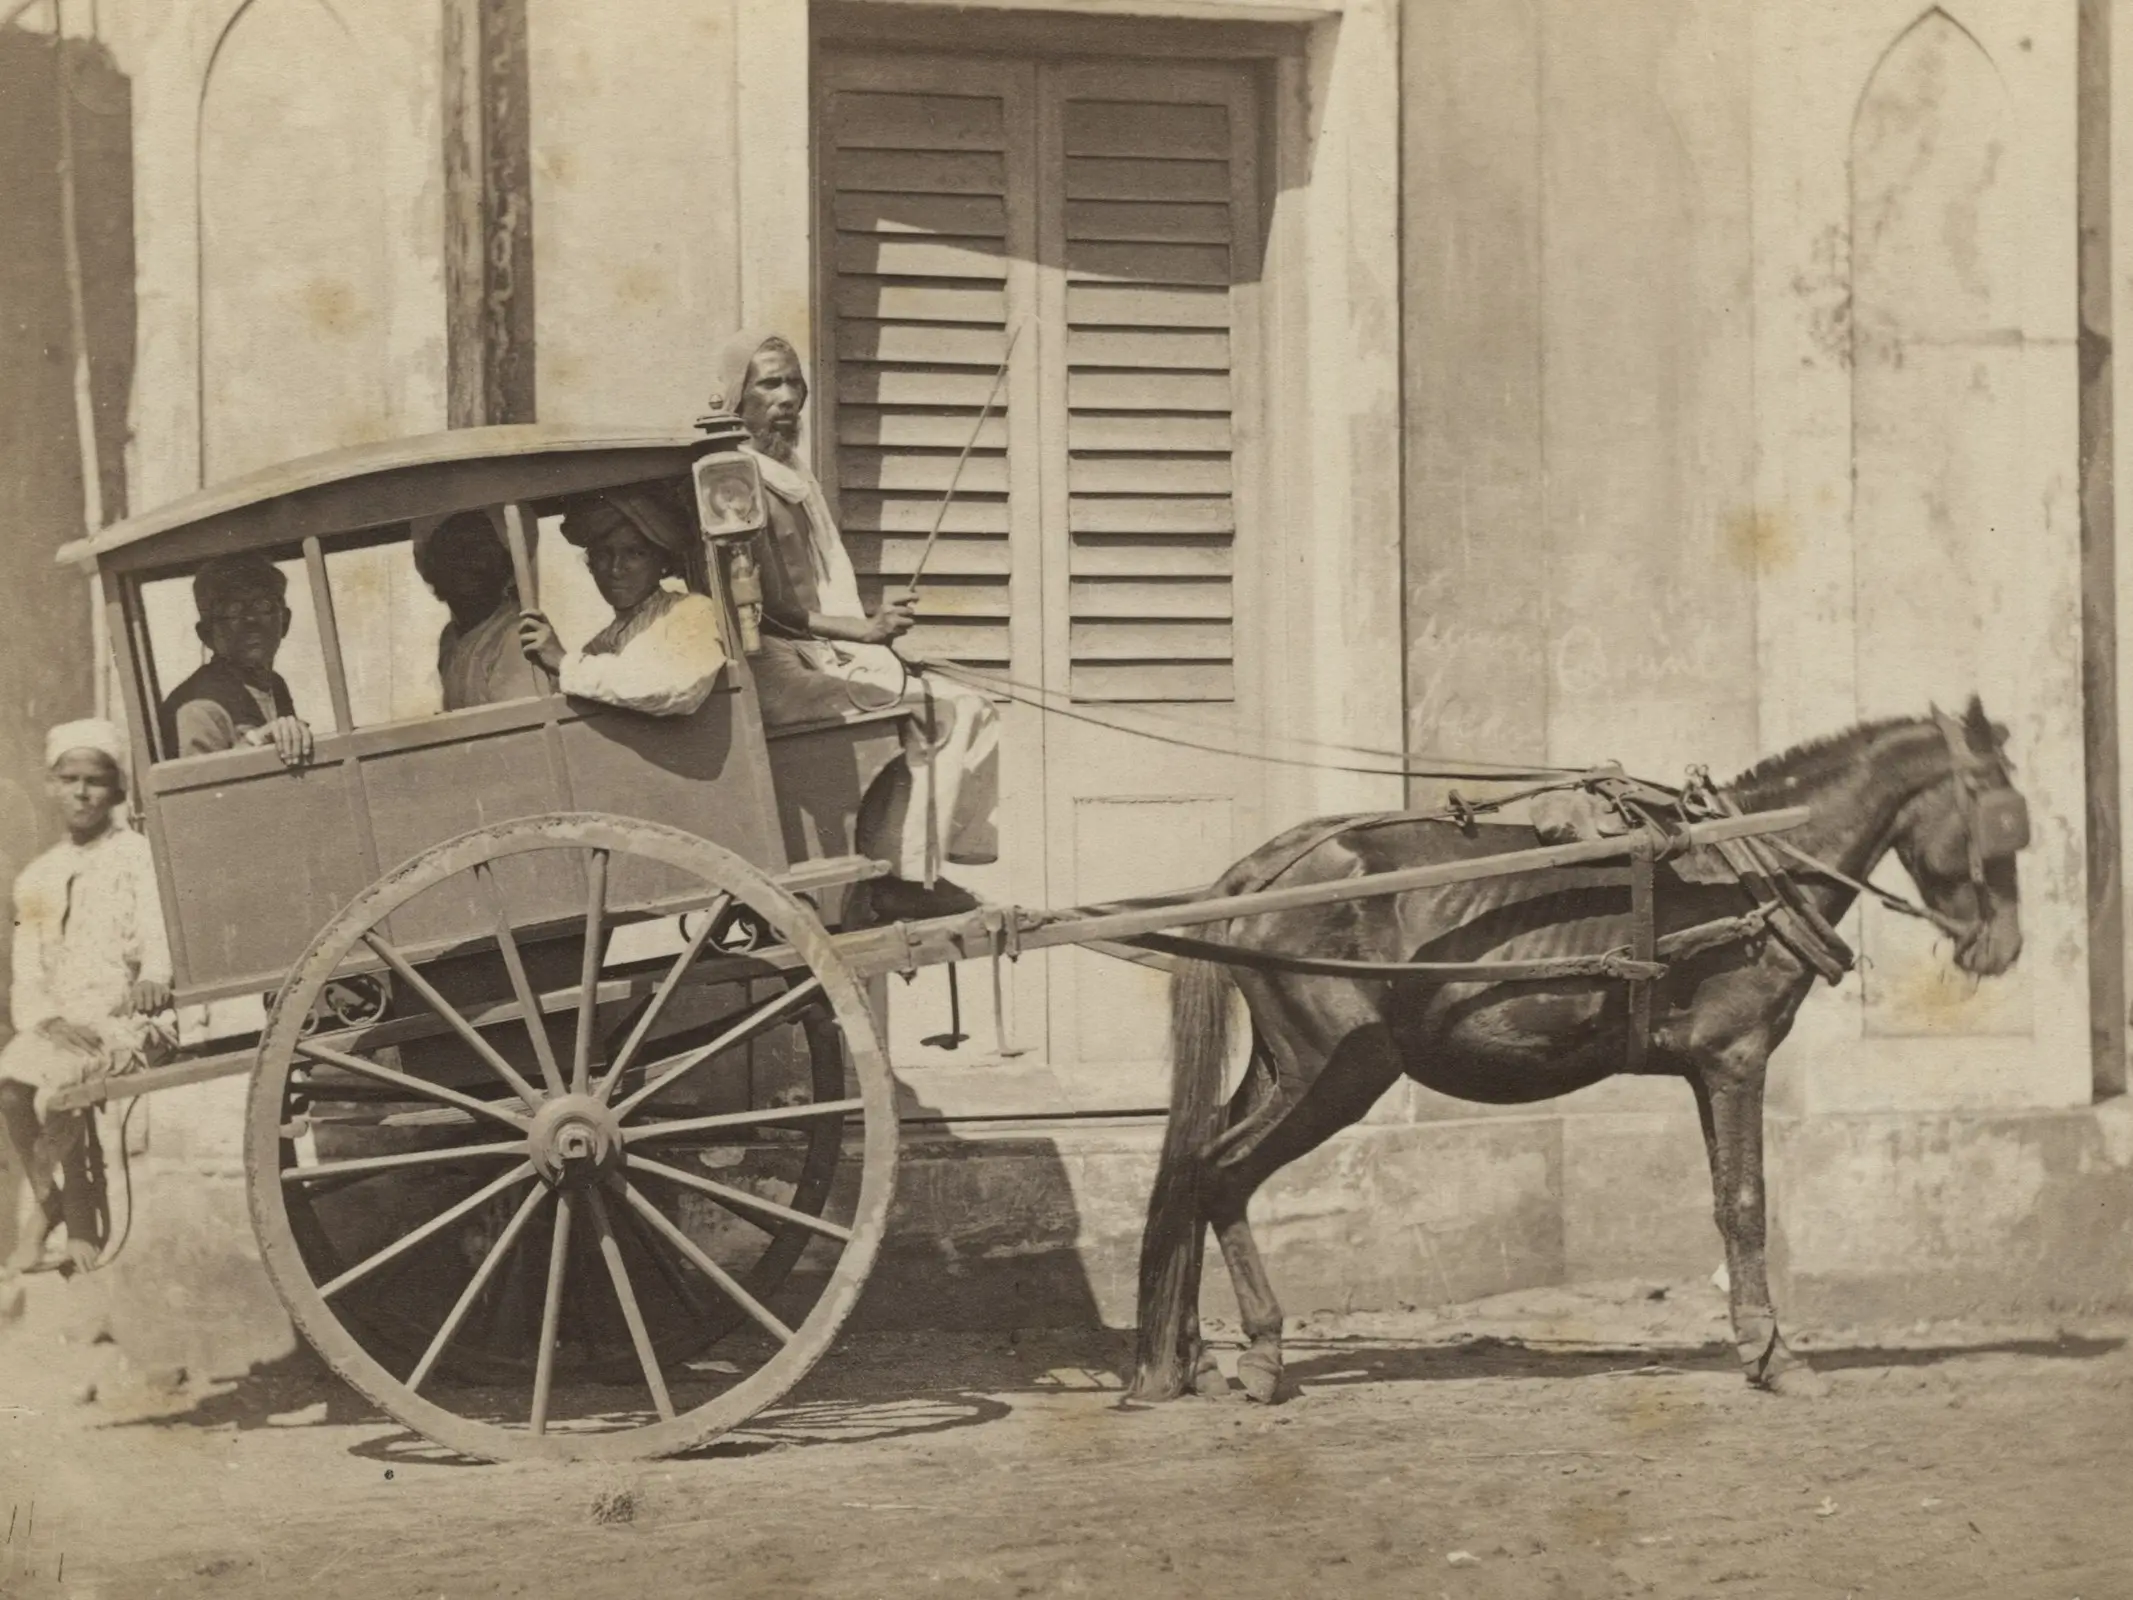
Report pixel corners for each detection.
[745,444,868,621]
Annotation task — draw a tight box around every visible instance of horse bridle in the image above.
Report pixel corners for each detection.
[1933,711,2030,912]
[1761,714,2029,945]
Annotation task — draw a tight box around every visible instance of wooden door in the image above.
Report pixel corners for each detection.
[1034,62,1265,1105]
[817,51,1267,1114]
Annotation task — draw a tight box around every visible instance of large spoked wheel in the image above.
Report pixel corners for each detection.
[245,815,897,1462]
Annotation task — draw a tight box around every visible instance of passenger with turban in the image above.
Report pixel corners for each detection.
[1,720,174,1276]
[706,328,1000,920]
[414,510,547,711]
[517,484,730,718]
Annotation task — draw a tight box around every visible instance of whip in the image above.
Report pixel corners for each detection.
[905,320,1023,594]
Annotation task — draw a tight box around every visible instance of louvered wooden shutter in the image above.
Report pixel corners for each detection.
[816,48,1268,1112]
[1048,71,1256,703]
[820,66,1028,675]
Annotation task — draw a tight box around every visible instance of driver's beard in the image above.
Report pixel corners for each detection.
[752,423,800,465]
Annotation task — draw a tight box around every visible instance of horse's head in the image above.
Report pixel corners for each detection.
[1889,697,2030,976]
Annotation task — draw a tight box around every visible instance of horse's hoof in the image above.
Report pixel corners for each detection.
[1758,1362,1830,1399]
[1238,1350,1285,1405]
[1190,1352,1231,1398]
[1123,1368,1191,1404]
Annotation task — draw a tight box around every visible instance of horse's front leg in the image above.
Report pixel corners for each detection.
[1689,1058,1827,1397]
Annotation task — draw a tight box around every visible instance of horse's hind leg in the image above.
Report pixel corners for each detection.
[1690,1059,1826,1398]
[1205,1186,1281,1402]
[1205,1006,1403,1404]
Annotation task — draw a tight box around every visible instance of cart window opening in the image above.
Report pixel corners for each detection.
[320,521,467,725]
[314,511,623,726]
[137,552,335,762]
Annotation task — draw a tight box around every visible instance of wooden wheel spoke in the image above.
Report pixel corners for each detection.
[253,816,894,1464]
[622,1098,863,1142]
[620,1182,797,1345]
[625,1153,853,1243]
[592,894,731,1104]
[281,1140,528,1185]
[407,1183,550,1394]
[530,1190,574,1436]
[571,850,611,1095]
[358,931,547,1109]
[614,977,826,1119]
[295,1040,530,1132]
[587,1188,676,1423]
[477,862,568,1098]
[318,1162,536,1300]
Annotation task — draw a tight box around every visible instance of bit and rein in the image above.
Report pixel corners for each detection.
[1725,718,2028,947]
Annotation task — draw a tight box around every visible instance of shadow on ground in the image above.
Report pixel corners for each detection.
[106,1334,1039,1464]
[1278,1330,2125,1390]
[101,1314,2124,1471]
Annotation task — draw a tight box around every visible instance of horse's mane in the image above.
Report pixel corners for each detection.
[1725,714,1934,807]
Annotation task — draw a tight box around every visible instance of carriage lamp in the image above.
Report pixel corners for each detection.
[690,430,770,657]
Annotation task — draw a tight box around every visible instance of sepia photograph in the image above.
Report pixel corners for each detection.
[0,0,2127,1595]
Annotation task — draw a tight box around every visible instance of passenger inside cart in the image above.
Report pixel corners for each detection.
[156,553,314,766]
[415,509,546,711]
[516,486,731,719]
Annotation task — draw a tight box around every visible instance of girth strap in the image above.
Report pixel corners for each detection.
[1122,930,1666,984]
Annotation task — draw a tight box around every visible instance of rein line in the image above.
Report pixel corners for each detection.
[915,657,1599,784]
[1763,835,1966,940]
[905,657,1991,947]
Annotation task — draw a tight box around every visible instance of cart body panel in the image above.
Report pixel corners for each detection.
[764,707,911,867]
[147,687,787,1005]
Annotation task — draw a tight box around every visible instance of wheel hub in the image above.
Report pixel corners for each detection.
[527,1094,623,1187]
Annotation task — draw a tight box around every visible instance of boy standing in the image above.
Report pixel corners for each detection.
[0,721,173,1275]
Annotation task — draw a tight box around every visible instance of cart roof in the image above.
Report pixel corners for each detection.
[57,424,718,572]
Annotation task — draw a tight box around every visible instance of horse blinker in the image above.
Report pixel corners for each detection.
[1971,788,2029,860]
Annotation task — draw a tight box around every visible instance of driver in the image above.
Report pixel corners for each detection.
[706,327,1000,922]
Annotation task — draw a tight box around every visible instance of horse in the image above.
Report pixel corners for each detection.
[1128,697,2031,1405]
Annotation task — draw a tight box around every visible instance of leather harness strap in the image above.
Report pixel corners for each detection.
[1706,831,1856,985]
[1625,835,1657,1071]
[1161,769,1870,1078]
[1122,929,1666,984]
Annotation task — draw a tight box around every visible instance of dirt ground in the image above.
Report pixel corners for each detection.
[0,1273,2124,1600]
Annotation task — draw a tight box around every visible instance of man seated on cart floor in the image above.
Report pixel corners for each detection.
[517,484,731,718]
[707,327,1001,925]
[0,721,174,1276]
[416,510,546,710]
[155,553,313,765]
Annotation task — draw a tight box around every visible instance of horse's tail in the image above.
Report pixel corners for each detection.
[1128,957,1234,1400]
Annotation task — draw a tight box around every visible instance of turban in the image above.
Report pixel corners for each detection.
[46,718,127,771]
[560,486,696,559]
[412,509,526,588]
[705,328,799,416]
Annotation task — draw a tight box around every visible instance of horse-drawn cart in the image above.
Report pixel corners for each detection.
[49,424,1811,1461]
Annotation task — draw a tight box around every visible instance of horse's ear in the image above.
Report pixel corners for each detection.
[1962,694,1997,750]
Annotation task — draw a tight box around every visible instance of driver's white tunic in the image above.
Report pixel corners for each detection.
[745,447,999,880]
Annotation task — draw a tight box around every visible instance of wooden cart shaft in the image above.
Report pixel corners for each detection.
[51,805,1807,1114]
